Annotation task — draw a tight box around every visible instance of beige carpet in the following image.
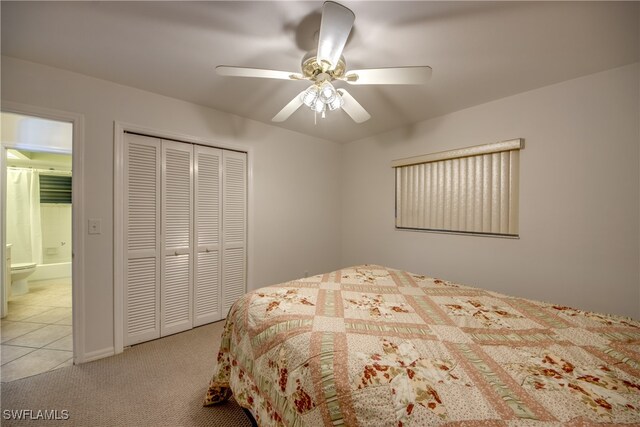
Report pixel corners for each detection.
[1,321,251,426]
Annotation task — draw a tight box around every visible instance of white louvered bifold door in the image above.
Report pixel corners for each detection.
[124,134,161,346]
[161,140,194,336]
[222,151,247,315]
[193,145,222,326]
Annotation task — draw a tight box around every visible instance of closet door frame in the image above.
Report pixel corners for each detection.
[114,122,252,355]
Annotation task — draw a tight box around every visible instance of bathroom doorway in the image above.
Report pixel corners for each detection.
[1,109,78,381]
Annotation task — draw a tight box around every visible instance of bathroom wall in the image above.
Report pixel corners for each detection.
[40,204,72,264]
[5,150,72,280]
[2,111,73,153]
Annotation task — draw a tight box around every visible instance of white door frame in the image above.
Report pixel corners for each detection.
[0,101,86,364]
[113,121,253,354]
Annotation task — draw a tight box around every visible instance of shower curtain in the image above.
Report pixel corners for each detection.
[6,168,42,265]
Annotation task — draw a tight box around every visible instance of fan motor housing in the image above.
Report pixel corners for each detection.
[301,51,346,80]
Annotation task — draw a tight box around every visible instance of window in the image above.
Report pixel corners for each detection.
[40,174,72,204]
[392,139,523,237]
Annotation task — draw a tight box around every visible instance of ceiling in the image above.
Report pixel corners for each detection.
[2,1,638,143]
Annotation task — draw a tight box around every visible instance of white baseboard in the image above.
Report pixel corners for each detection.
[77,346,115,364]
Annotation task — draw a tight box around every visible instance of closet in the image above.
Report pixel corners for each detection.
[123,133,246,346]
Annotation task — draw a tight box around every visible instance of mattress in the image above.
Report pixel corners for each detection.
[204,265,640,426]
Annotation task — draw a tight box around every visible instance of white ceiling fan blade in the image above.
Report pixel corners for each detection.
[344,66,432,85]
[216,66,304,81]
[337,89,371,123]
[317,1,355,71]
[272,91,306,122]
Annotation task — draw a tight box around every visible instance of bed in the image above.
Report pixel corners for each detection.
[204,265,640,426]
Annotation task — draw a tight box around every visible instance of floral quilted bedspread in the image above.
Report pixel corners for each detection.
[204,265,640,426]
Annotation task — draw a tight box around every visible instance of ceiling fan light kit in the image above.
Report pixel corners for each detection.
[215,1,432,124]
[301,77,344,118]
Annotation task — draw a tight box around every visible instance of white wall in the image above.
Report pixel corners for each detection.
[41,204,72,264]
[341,63,640,319]
[1,56,342,358]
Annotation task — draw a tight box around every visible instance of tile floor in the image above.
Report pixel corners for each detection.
[1,278,72,382]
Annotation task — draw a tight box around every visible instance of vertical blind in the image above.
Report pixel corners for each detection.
[392,139,523,237]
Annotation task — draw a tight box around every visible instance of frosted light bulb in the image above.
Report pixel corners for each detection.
[318,82,336,104]
[301,85,319,107]
[313,99,325,113]
[328,94,343,111]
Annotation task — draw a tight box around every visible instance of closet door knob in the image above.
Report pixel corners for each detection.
[174,250,179,256]
[205,248,210,253]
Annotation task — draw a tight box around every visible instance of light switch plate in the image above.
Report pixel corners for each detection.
[88,218,102,235]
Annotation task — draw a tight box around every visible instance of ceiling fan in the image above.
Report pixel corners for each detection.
[216,1,432,124]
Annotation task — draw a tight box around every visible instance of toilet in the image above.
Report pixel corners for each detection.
[10,262,37,295]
